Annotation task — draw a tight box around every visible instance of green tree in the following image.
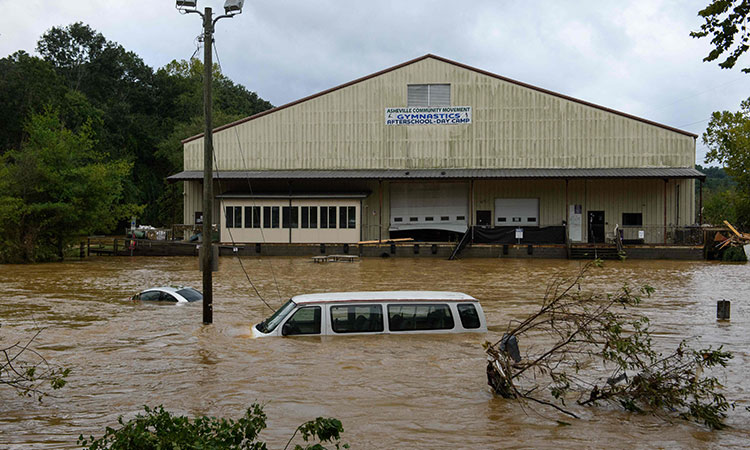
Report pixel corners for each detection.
[0,110,139,262]
[0,51,71,153]
[703,97,750,228]
[691,0,750,72]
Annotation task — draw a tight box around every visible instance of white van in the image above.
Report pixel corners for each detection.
[252,291,487,337]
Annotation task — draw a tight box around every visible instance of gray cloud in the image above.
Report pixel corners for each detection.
[1,0,748,163]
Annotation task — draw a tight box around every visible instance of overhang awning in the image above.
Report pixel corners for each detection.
[168,167,706,182]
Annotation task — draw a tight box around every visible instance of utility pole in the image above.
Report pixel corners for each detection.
[201,6,214,324]
[177,0,244,325]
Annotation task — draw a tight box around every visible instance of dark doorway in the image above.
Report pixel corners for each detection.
[588,211,605,244]
[476,210,491,227]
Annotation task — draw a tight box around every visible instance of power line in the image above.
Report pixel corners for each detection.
[647,76,748,114]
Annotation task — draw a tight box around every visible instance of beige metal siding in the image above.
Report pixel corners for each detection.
[184,58,695,172]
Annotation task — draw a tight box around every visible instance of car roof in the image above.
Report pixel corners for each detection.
[145,286,183,293]
[291,291,477,305]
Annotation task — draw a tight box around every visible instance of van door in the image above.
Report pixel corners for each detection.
[281,306,322,336]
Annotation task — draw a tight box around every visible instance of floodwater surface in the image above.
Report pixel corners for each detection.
[1,256,749,449]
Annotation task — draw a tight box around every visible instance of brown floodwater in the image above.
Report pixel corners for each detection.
[1,256,748,449]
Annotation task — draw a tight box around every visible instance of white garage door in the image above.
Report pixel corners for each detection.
[390,183,468,233]
[495,198,539,227]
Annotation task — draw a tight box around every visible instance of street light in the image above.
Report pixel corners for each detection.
[176,1,243,324]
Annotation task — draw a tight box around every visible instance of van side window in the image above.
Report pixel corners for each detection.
[457,303,480,329]
[388,304,454,331]
[283,306,321,335]
[330,305,384,333]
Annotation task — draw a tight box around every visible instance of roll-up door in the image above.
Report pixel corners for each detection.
[495,198,539,227]
[390,183,468,233]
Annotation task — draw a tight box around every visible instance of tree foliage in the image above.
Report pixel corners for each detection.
[0,22,273,251]
[77,404,348,450]
[702,97,750,228]
[691,0,750,73]
[485,262,735,429]
[0,110,138,262]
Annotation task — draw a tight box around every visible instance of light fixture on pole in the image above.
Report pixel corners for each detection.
[176,0,244,324]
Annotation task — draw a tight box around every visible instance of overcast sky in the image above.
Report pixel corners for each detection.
[1,0,748,164]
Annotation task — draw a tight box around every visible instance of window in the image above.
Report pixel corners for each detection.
[263,207,271,229]
[160,292,178,302]
[272,207,280,228]
[441,216,449,221]
[262,206,280,228]
[301,206,318,229]
[320,206,337,229]
[139,291,161,301]
[176,288,203,302]
[331,305,384,333]
[457,304,480,329]
[394,217,403,222]
[282,206,298,228]
[407,84,450,107]
[261,300,296,333]
[282,306,321,335]
[225,206,241,228]
[387,304,455,331]
[244,206,261,228]
[338,206,357,229]
[622,213,643,226]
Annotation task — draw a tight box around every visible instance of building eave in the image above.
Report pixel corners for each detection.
[168,168,706,182]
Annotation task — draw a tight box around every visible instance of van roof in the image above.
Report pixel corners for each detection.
[291,291,477,305]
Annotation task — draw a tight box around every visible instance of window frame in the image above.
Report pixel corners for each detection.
[282,306,321,336]
[244,206,261,228]
[457,303,481,329]
[387,303,455,332]
[407,83,451,107]
[225,206,242,229]
[622,212,643,227]
[330,304,384,334]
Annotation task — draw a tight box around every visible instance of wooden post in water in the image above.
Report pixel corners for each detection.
[717,300,730,320]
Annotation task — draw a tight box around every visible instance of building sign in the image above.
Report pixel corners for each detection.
[385,106,472,125]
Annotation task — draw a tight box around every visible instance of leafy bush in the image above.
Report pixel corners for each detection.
[722,245,747,262]
[78,404,348,450]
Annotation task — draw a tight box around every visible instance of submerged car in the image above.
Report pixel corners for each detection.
[253,291,487,337]
[131,286,203,303]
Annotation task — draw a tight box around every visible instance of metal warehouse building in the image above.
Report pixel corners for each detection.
[169,54,704,250]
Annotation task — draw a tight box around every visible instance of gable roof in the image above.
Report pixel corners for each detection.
[182,54,697,144]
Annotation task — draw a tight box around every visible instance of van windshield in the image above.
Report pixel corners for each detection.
[260,300,297,333]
